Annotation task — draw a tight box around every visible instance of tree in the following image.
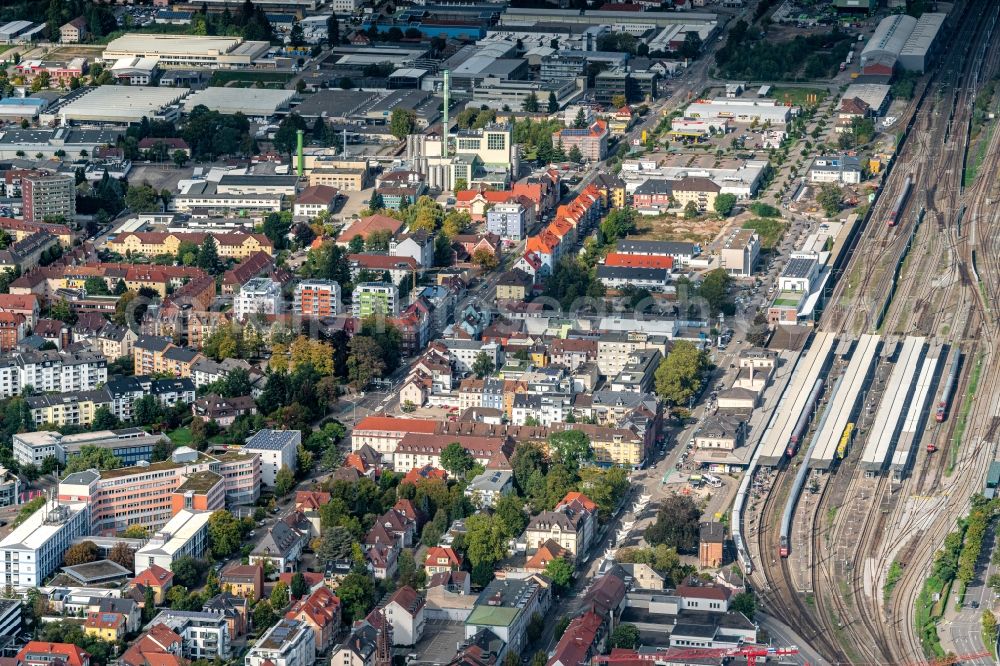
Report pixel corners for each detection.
[731,591,756,619]
[207,510,243,559]
[527,612,545,644]
[573,108,588,129]
[746,310,770,347]
[545,556,575,590]
[172,150,189,168]
[367,191,384,211]
[197,234,220,272]
[494,493,528,538]
[983,610,998,645]
[92,406,119,430]
[273,113,306,158]
[171,555,207,588]
[654,341,709,407]
[253,600,276,629]
[290,572,309,599]
[109,542,135,571]
[328,12,340,44]
[472,248,499,271]
[318,526,354,563]
[64,541,98,566]
[49,298,76,325]
[440,442,474,478]
[125,183,160,212]
[714,193,737,217]
[547,430,592,470]
[464,513,508,568]
[390,108,417,140]
[337,571,375,623]
[547,91,558,113]
[347,335,386,388]
[274,465,296,497]
[610,623,640,649]
[700,268,732,316]
[122,525,149,539]
[683,200,700,219]
[568,144,583,164]
[523,92,539,113]
[472,351,495,379]
[263,211,293,251]
[289,21,305,46]
[271,581,290,609]
[64,446,122,474]
[611,94,627,109]
[554,616,571,639]
[84,276,111,296]
[817,183,843,217]
[680,31,702,59]
[644,495,702,552]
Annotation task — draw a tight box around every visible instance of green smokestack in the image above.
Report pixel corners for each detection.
[296,129,304,177]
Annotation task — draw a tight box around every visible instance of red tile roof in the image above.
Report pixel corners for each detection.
[285,586,340,628]
[424,546,462,569]
[131,564,174,588]
[547,611,602,666]
[353,416,439,433]
[403,464,447,484]
[336,214,404,244]
[17,643,90,666]
[559,492,598,513]
[603,253,674,270]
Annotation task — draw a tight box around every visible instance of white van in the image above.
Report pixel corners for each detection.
[703,474,723,488]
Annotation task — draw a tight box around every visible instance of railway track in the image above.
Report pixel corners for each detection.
[750,0,1000,660]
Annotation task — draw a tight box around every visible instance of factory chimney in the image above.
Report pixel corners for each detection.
[442,69,450,159]
[296,129,304,177]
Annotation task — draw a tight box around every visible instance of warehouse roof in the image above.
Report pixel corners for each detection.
[183,87,295,117]
[57,86,189,123]
[900,12,945,59]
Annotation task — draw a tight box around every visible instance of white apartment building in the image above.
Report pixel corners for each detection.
[244,429,300,487]
[0,498,89,588]
[151,610,232,661]
[0,350,107,398]
[441,340,501,375]
[246,619,316,666]
[234,277,282,321]
[134,509,211,576]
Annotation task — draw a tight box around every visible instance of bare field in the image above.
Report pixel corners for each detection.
[631,213,726,244]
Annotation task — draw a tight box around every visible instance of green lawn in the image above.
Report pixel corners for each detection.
[168,427,193,445]
[743,217,788,250]
[768,86,828,107]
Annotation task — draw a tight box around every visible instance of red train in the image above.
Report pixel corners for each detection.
[887,175,913,227]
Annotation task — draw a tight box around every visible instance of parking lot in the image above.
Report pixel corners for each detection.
[411,619,466,664]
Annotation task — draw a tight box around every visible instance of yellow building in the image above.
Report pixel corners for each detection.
[0,218,74,247]
[85,611,126,642]
[670,176,721,212]
[134,337,202,378]
[28,390,108,427]
[562,424,645,467]
[108,232,273,259]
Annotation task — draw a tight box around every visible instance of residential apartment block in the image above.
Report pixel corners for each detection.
[245,619,316,666]
[133,509,211,576]
[352,282,400,319]
[293,279,341,317]
[23,172,75,223]
[233,277,282,321]
[244,429,299,487]
[0,349,107,398]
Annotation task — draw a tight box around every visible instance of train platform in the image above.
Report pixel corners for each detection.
[810,334,882,470]
[759,332,837,467]
[860,336,926,473]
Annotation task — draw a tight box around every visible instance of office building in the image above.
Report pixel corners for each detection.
[0,497,89,587]
[22,173,75,223]
[244,429,300,487]
[352,282,400,319]
[13,429,162,468]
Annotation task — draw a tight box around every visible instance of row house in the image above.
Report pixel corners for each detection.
[107,232,274,259]
[518,183,603,278]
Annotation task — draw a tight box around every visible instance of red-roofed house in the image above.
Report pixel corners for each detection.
[454,190,517,221]
[0,293,39,327]
[285,587,341,651]
[347,253,419,285]
[381,585,425,646]
[546,611,605,666]
[0,311,25,352]
[676,579,732,611]
[294,185,340,218]
[278,571,326,595]
[603,253,674,270]
[424,546,462,576]
[336,214,404,246]
[84,611,127,642]
[129,564,175,604]
[119,625,184,666]
[403,464,447,485]
[524,539,572,574]
[17,643,91,666]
